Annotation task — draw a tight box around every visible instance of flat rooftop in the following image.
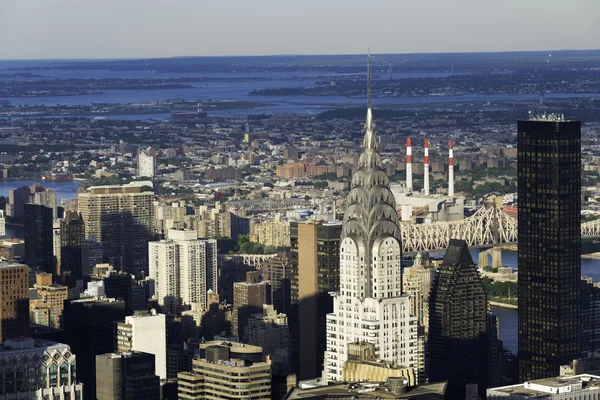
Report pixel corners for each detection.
[488,374,600,397]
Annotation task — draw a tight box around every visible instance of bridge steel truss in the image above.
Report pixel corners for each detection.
[400,205,600,253]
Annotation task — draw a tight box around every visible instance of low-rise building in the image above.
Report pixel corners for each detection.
[178,345,271,399]
[487,374,600,399]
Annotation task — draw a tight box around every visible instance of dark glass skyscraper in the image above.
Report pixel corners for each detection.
[24,203,55,274]
[60,210,85,281]
[517,117,581,382]
[428,239,488,400]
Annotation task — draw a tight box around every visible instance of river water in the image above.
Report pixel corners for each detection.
[2,60,600,115]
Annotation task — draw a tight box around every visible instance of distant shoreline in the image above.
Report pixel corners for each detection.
[490,301,517,310]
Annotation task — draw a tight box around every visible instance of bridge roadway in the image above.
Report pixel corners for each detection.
[401,204,600,253]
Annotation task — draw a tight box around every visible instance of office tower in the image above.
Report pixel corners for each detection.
[62,297,126,399]
[148,230,217,314]
[246,304,290,371]
[81,236,103,275]
[581,278,600,357]
[323,56,417,384]
[138,147,157,178]
[6,186,30,220]
[116,311,167,379]
[488,312,503,388]
[263,251,292,315]
[78,185,155,276]
[428,239,488,400]
[402,252,436,336]
[24,203,54,274]
[60,210,84,281]
[7,185,57,221]
[91,264,140,315]
[30,273,68,329]
[0,210,5,236]
[52,219,61,272]
[178,345,271,400]
[96,351,160,400]
[232,271,269,340]
[518,116,581,381]
[0,338,83,399]
[0,261,29,342]
[290,219,342,380]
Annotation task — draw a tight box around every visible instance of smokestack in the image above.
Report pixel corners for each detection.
[448,140,454,197]
[406,137,413,192]
[424,139,430,196]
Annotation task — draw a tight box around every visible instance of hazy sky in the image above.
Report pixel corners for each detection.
[1,0,599,59]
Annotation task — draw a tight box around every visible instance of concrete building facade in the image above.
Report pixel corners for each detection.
[116,311,167,380]
[148,230,217,314]
[78,185,155,276]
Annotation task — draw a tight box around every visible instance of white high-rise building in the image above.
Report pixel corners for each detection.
[0,210,5,236]
[148,229,217,314]
[116,310,167,379]
[323,55,418,383]
[138,147,157,177]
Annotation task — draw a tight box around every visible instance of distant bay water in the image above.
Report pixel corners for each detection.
[1,60,599,116]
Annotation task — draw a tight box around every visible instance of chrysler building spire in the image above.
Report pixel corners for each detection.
[363,51,377,151]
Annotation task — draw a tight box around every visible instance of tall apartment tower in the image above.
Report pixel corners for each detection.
[96,351,160,400]
[0,261,30,342]
[60,210,85,281]
[428,239,489,400]
[148,230,217,314]
[78,185,155,277]
[24,203,54,274]
[232,271,269,340]
[323,55,417,384]
[517,116,581,381]
[138,147,157,178]
[290,220,342,380]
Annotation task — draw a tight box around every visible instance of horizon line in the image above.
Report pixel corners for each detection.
[1,48,600,62]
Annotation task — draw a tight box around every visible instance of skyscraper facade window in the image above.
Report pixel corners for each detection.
[517,117,582,381]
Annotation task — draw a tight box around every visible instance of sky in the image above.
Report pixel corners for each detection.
[1,0,599,60]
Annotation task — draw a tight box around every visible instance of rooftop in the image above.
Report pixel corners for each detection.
[0,260,28,269]
[488,374,600,397]
[0,338,69,354]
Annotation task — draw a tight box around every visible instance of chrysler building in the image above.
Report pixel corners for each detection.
[323,54,418,382]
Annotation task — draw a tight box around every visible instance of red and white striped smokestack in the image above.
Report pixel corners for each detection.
[448,140,455,197]
[424,138,430,196]
[406,137,413,191]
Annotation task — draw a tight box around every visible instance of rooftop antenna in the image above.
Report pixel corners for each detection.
[367,48,372,110]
